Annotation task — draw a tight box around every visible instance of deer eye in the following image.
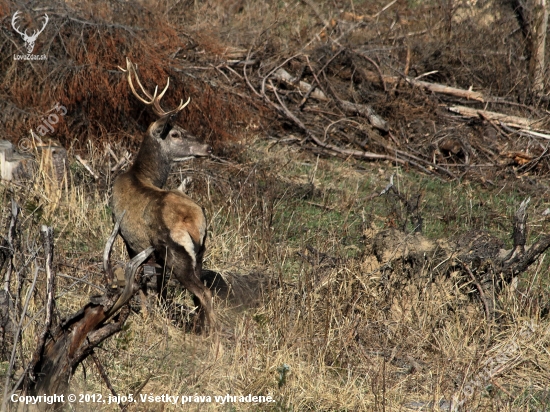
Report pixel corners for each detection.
[170,130,181,139]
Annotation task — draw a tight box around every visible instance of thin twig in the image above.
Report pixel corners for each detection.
[57,273,106,292]
[28,226,57,383]
[2,200,19,293]
[91,352,123,411]
[463,263,492,322]
[359,53,387,92]
[304,55,330,104]
[317,48,345,75]
[121,373,152,412]
[103,211,125,286]
[1,266,40,412]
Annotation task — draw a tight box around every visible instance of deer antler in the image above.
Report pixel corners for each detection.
[120,58,190,118]
[29,14,48,40]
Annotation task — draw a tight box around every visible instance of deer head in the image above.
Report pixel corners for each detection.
[120,58,211,186]
[12,11,49,54]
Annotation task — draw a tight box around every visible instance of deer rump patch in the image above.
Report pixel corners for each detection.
[169,228,199,269]
[162,192,207,269]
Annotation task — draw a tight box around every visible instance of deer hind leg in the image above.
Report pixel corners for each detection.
[183,275,216,333]
[164,245,216,333]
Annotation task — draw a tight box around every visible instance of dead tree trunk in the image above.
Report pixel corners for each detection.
[371,195,550,321]
[530,0,548,95]
[0,212,153,412]
[26,232,153,403]
[512,0,548,95]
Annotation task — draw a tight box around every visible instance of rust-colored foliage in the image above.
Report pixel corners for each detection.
[0,0,261,153]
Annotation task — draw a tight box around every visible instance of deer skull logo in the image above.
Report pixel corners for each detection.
[11,11,49,54]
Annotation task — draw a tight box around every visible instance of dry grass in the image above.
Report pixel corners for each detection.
[2,137,550,411]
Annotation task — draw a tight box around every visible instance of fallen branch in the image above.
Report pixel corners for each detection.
[499,122,550,140]
[274,68,329,101]
[407,78,485,102]
[353,65,485,102]
[448,105,550,136]
[75,154,99,180]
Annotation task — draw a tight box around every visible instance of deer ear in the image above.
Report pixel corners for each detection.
[159,114,176,140]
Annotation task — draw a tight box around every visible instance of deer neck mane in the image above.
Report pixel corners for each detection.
[130,136,171,188]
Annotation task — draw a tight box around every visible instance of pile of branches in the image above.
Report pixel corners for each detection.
[239,41,550,180]
[179,0,550,180]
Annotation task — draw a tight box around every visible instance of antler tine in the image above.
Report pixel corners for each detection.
[150,77,171,117]
[122,57,191,118]
[11,11,25,36]
[124,57,158,105]
[152,77,191,117]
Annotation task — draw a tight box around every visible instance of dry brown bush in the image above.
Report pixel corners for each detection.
[0,0,268,155]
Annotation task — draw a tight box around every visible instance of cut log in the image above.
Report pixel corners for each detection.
[353,65,485,102]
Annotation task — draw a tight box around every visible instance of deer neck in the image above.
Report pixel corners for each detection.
[130,137,171,188]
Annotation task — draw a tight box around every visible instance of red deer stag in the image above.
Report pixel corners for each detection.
[112,58,215,331]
